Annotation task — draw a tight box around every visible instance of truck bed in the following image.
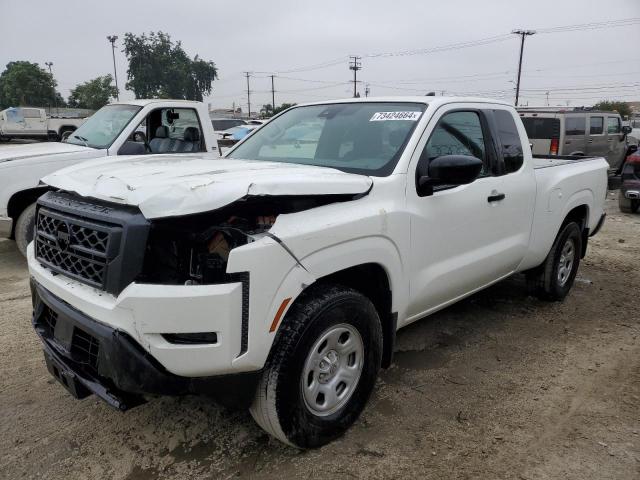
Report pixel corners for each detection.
[533,154,601,169]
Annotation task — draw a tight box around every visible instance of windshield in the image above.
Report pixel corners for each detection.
[227,102,426,176]
[66,104,142,149]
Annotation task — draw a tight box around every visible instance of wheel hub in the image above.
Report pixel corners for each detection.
[301,324,364,417]
[557,238,575,287]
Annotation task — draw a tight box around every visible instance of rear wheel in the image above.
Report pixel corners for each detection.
[59,129,74,142]
[15,202,37,258]
[250,284,382,448]
[527,221,582,301]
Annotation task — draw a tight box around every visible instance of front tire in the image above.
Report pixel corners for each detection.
[15,203,37,258]
[250,284,382,448]
[527,221,582,301]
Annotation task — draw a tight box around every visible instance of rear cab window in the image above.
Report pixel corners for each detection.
[493,110,524,173]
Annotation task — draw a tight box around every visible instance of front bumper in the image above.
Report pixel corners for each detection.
[27,243,253,377]
[31,281,261,410]
[0,216,12,238]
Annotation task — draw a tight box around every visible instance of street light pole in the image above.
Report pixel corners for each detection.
[511,29,536,107]
[107,35,120,101]
[45,62,58,116]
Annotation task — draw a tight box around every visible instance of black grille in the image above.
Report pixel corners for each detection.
[35,207,119,289]
[71,328,100,371]
[43,307,58,336]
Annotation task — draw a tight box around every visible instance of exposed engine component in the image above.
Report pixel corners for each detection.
[138,195,338,286]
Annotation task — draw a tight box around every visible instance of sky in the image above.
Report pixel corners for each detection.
[1,0,639,113]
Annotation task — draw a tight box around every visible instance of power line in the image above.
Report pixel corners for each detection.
[536,17,640,34]
[349,56,362,98]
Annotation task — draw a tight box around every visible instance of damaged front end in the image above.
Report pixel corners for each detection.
[139,195,352,285]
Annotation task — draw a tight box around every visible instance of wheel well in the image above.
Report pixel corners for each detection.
[315,263,396,368]
[7,187,48,237]
[563,205,589,258]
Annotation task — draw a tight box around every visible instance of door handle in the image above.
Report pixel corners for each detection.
[607,138,613,142]
[488,192,506,202]
[588,139,593,143]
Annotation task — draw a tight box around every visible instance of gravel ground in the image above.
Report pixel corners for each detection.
[1,195,639,480]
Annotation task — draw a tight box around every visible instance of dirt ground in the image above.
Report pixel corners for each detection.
[1,194,639,480]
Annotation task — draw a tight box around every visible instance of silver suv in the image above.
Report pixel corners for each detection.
[518,107,632,172]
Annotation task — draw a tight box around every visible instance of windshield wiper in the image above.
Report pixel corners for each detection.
[72,135,89,147]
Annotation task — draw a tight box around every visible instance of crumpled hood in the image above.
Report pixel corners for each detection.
[0,142,93,164]
[42,155,373,218]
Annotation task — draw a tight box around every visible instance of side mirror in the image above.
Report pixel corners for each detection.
[622,125,632,135]
[118,140,146,156]
[417,155,483,196]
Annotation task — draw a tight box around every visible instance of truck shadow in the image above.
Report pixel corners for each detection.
[122,273,555,478]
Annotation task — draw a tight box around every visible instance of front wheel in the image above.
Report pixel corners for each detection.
[527,221,582,301]
[250,284,382,448]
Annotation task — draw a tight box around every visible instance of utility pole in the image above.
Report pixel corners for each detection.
[365,84,370,97]
[45,62,57,116]
[349,56,362,98]
[244,72,252,118]
[511,29,535,107]
[107,35,120,101]
[270,75,276,114]
[545,91,550,106]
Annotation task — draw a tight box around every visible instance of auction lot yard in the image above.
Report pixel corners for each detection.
[1,193,638,479]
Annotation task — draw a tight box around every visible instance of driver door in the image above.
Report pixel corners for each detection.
[405,107,518,320]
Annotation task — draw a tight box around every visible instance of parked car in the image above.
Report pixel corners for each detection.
[210,118,248,132]
[29,97,608,448]
[0,107,87,142]
[518,107,633,173]
[619,148,640,213]
[0,99,219,256]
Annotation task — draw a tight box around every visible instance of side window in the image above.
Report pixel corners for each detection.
[565,117,586,136]
[494,110,524,174]
[589,116,604,135]
[422,111,488,175]
[162,108,201,140]
[607,117,621,134]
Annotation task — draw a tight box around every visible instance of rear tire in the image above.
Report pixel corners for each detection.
[250,284,382,448]
[526,221,582,301]
[15,202,37,258]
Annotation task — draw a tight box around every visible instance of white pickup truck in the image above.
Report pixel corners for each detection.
[27,97,608,448]
[0,107,87,142]
[0,99,218,255]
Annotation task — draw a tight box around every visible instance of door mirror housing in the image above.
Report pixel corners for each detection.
[622,125,632,135]
[417,155,483,196]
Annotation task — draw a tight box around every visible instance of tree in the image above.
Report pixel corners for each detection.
[68,75,118,110]
[0,61,61,108]
[593,100,631,119]
[260,102,296,118]
[122,32,218,101]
